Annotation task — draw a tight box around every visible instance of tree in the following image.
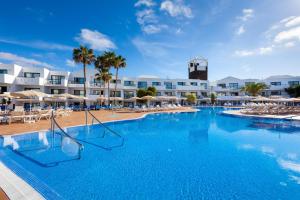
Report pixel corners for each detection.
[73,46,96,106]
[136,87,157,98]
[95,67,112,106]
[241,83,267,96]
[210,93,216,105]
[112,55,126,106]
[1,98,7,105]
[186,93,196,105]
[95,53,114,105]
[146,86,156,96]
[285,85,300,97]
[137,89,148,98]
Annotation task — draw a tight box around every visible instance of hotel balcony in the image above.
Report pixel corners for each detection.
[0,74,15,84]
[15,77,45,85]
[165,85,177,90]
[45,79,68,87]
[68,81,86,88]
[123,84,137,90]
[89,82,105,88]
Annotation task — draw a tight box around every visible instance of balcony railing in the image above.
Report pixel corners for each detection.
[165,85,176,90]
[47,79,64,85]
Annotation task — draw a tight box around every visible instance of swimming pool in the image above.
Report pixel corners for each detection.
[1,107,300,199]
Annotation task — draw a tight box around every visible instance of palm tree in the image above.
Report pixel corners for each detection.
[73,46,95,106]
[241,83,267,96]
[112,55,126,106]
[94,52,115,105]
[95,67,112,106]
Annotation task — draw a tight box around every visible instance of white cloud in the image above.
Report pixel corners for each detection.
[259,47,273,55]
[75,29,117,51]
[285,16,300,27]
[175,28,183,35]
[66,59,76,67]
[160,0,193,18]
[234,50,255,57]
[0,38,73,51]
[0,52,53,68]
[234,46,273,57]
[135,9,168,34]
[142,24,168,34]
[237,9,254,22]
[236,25,245,35]
[134,0,155,7]
[285,42,296,48]
[274,26,300,43]
[136,9,157,25]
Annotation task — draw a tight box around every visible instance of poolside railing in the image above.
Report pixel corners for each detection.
[85,110,125,149]
[50,111,84,151]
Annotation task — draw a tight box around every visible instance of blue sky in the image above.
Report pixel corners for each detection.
[0,0,299,80]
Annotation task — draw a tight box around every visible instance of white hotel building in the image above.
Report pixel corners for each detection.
[0,62,299,107]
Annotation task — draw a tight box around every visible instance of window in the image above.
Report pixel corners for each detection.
[180,92,186,97]
[91,90,102,95]
[152,82,161,86]
[230,92,239,96]
[164,82,174,89]
[93,79,103,86]
[177,82,186,86]
[138,81,147,89]
[217,83,226,88]
[200,83,207,89]
[190,82,197,86]
[0,86,7,94]
[24,72,40,78]
[201,92,208,97]
[271,91,281,95]
[24,88,40,91]
[124,91,134,99]
[288,81,299,87]
[51,89,65,94]
[110,79,121,84]
[74,90,84,96]
[74,77,85,84]
[110,91,121,97]
[156,92,162,96]
[229,83,239,89]
[270,82,281,86]
[165,92,173,96]
[50,75,64,84]
[0,69,8,74]
[124,81,135,86]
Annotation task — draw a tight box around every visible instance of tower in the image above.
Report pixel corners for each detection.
[188,57,208,80]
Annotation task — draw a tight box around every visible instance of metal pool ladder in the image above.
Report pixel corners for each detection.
[85,110,125,149]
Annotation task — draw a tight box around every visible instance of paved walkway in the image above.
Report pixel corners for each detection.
[0,108,196,135]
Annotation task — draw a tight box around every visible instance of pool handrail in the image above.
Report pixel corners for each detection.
[86,110,124,146]
[50,111,84,150]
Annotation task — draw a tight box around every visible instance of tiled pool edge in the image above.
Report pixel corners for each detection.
[222,110,300,121]
[0,161,45,200]
[0,109,197,199]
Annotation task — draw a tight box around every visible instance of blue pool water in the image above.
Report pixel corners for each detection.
[1,107,300,199]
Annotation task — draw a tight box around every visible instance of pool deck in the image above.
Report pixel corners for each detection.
[0,107,197,136]
[223,109,300,121]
